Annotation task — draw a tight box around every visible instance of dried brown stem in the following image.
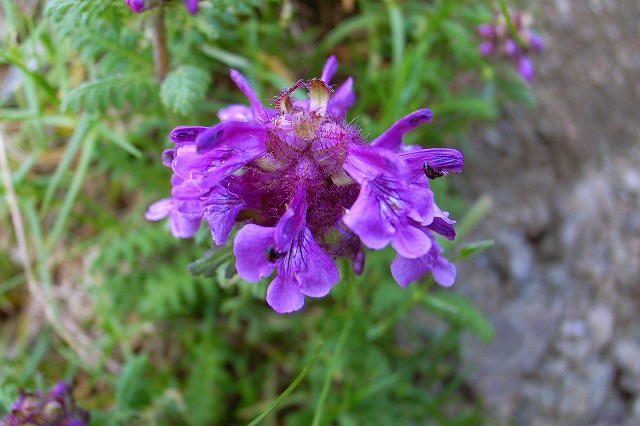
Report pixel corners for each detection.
[151,8,169,83]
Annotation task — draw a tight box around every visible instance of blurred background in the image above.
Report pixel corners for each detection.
[457,1,640,424]
[1,0,639,425]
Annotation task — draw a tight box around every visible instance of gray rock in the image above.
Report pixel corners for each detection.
[612,338,640,375]
[587,304,615,352]
[632,396,640,420]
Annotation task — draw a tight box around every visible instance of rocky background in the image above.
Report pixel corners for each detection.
[457,0,640,424]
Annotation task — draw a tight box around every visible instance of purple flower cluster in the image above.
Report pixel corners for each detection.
[478,8,544,82]
[1,382,89,426]
[146,57,464,313]
[126,0,198,15]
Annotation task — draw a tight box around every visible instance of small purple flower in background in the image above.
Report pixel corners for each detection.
[147,56,464,313]
[126,0,199,15]
[478,8,544,82]
[1,381,89,426]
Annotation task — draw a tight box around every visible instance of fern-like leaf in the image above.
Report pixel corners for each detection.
[183,331,230,425]
[160,66,211,116]
[62,76,158,113]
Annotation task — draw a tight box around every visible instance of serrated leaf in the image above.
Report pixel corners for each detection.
[455,239,494,260]
[160,66,211,116]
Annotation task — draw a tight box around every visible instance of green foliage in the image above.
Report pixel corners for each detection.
[0,0,539,423]
[183,329,231,425]
[422,291,495,342]
[160,66,211,116]
[63,77,158,113]
[115,354,151,412]
[456,239,494,260]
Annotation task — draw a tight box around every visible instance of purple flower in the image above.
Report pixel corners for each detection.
[478,8,544,82]
[126,0,199,15]
[147,57,463,313]
[1,381,89,426]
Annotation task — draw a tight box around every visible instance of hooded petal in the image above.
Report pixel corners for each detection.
[196,121,267,153]
[170,126,209,145]
[234,224,277,282]
[266,273,305,314]
[371,109,433,152]
[320,55,339,83]
[343,144,408,183]
[428,217,456,240]
[194,145,265,190]
[230,69,266,118]
[218,104,254,122]
[327,77,356,121]
[399,148,464,182]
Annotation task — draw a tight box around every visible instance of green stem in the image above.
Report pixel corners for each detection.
[246,341,324,426]
[311,274,355,426]
[497,0,527,47]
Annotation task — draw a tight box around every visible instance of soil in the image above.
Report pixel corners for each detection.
[456,0,640,424]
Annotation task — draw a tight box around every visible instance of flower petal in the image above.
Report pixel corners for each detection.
[126,0,145,13]
[320,55,339,83]
[400,148,464,182]
[371,109,433,152]
[169,211,201,238]
[344,144,407,183]
[391,222,432,259]
[327,77,356,121]
[176,199,204,221]
[145,198,174,221]
[294,228,340,297]
[274,189,307,251]
[266,273,305,314]
[343,181,395,249]
[196,121,267,153]
[218,104,254,122]
[172,145,212,181]
[170,126,209,144]
[183,0,198,14]
[230,69,266,118]
[432,255,456,287]
[390,255,428,288]
[234,224,277,282]
[518,56,534,82]
[203,183,246,245]
[428,217,456,240]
